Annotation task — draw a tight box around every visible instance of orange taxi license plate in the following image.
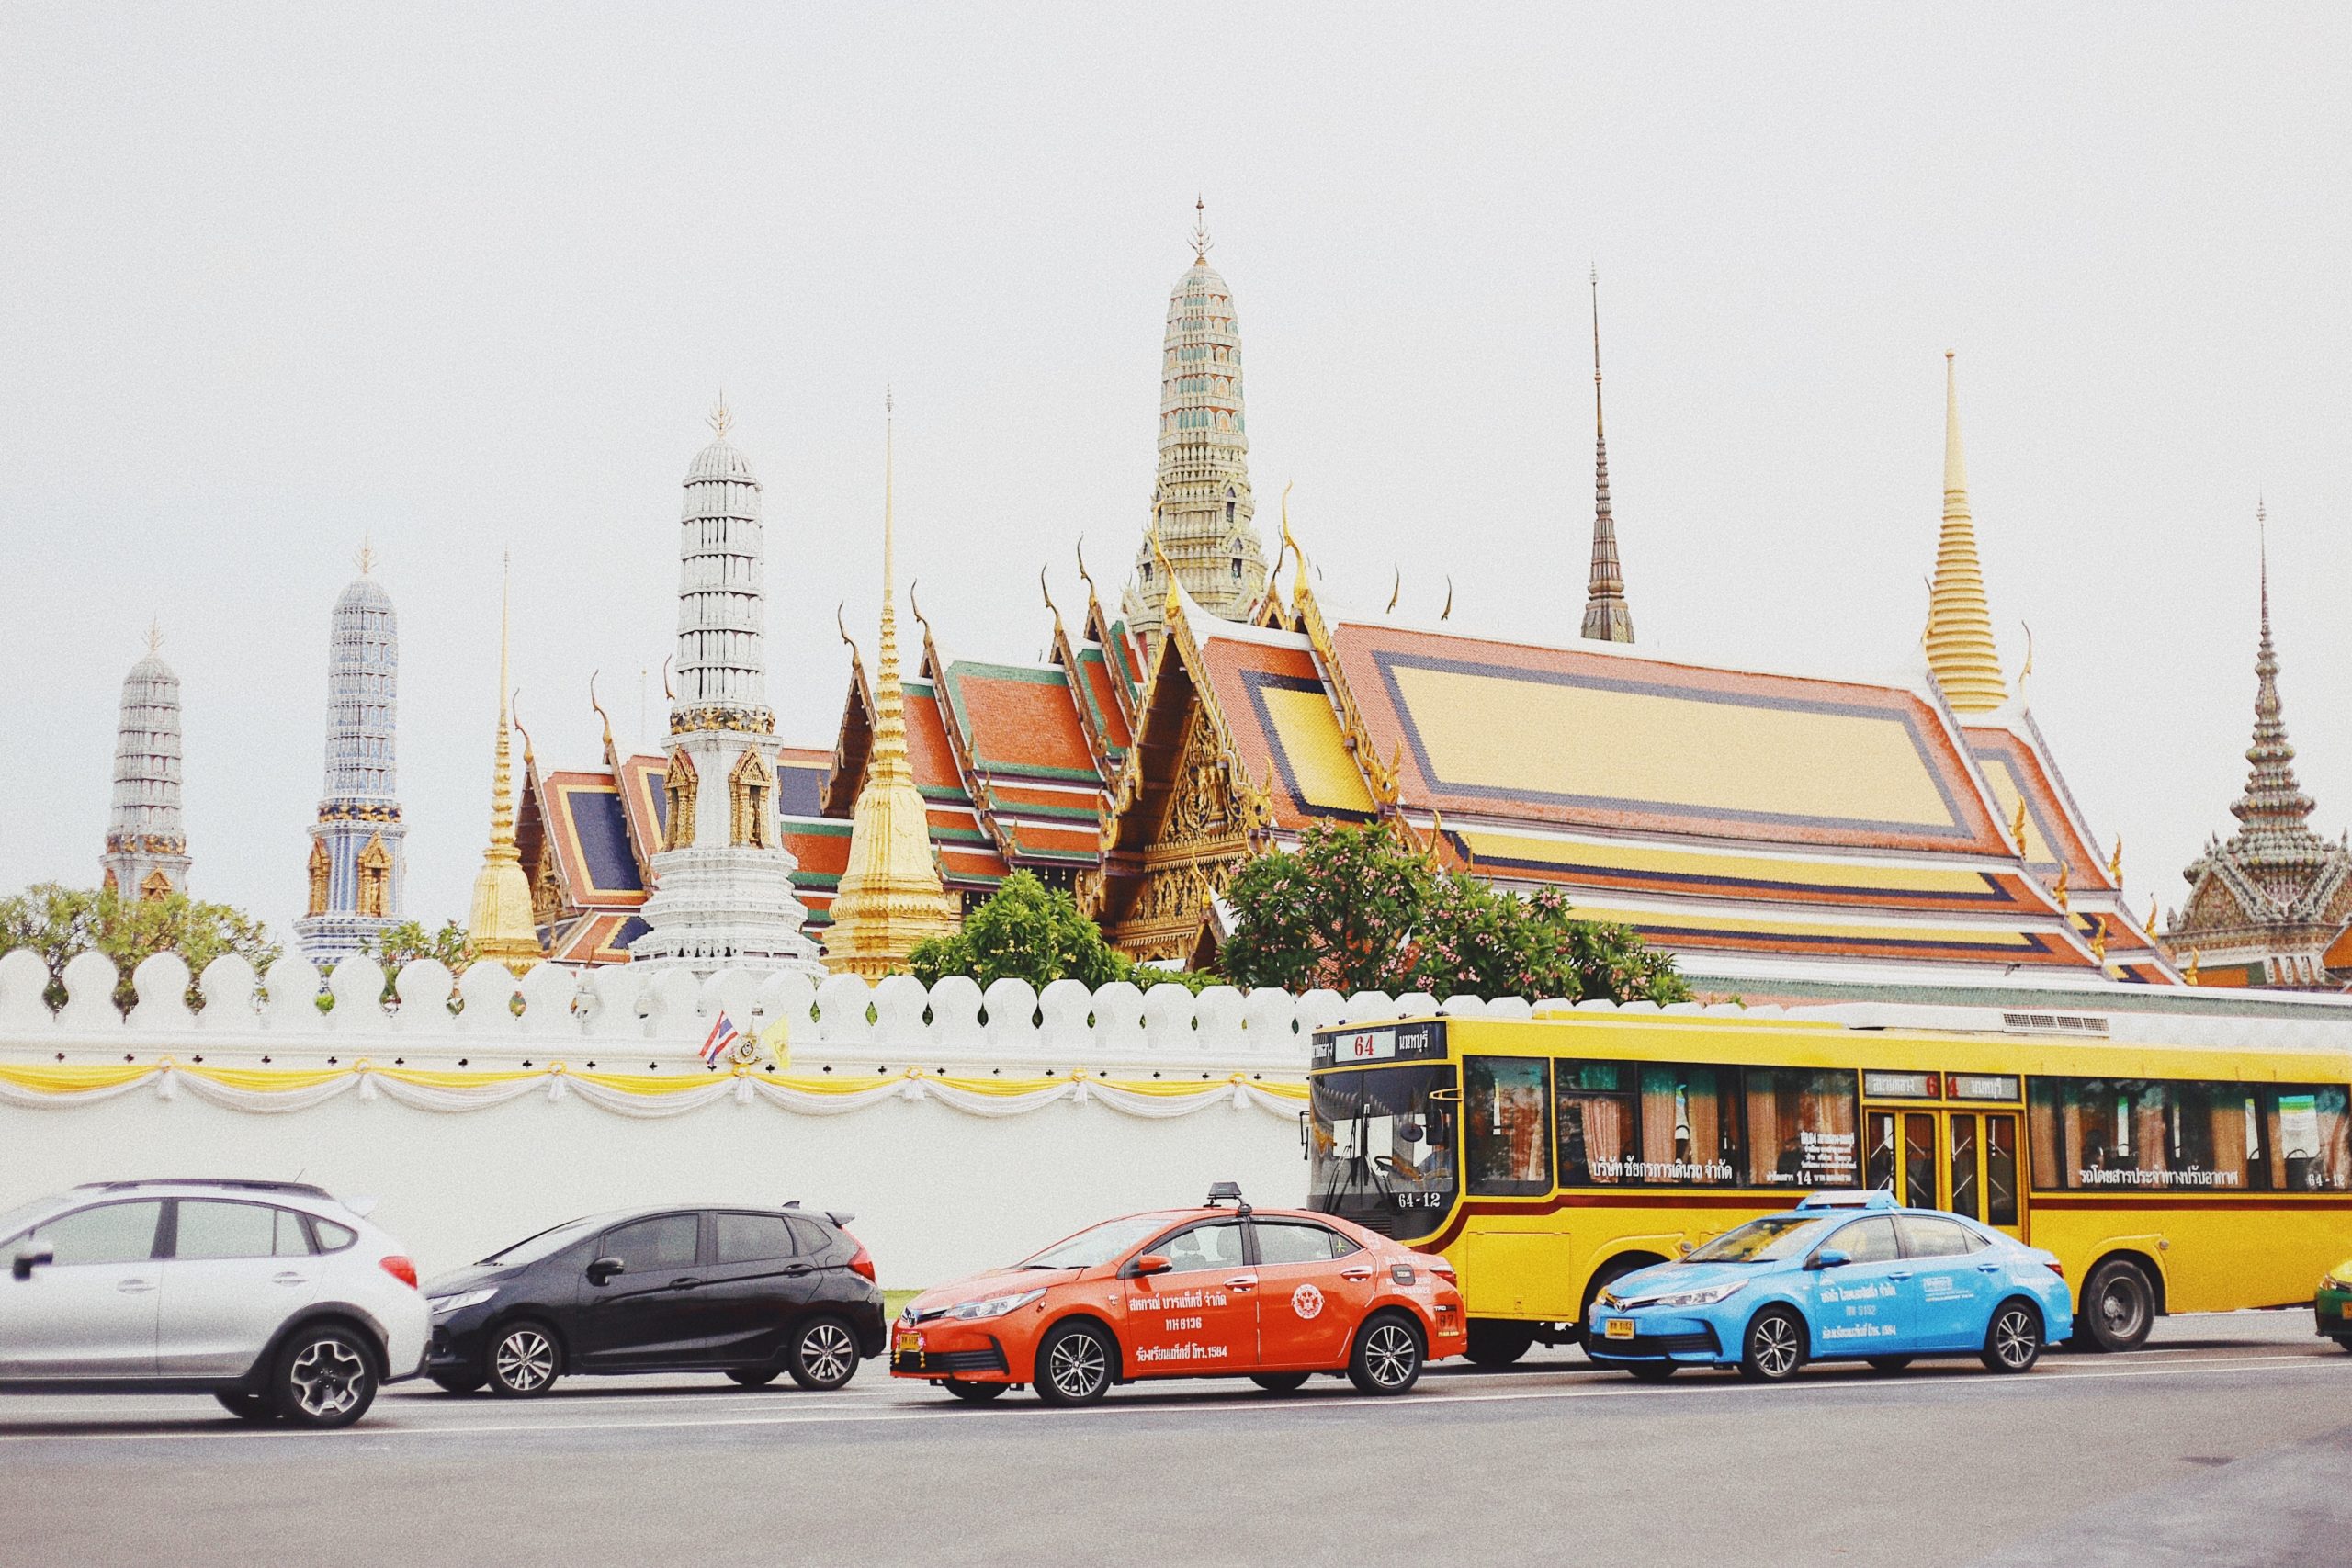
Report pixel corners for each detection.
[897,1333,922,1356]
[1604,1319,1635,1341]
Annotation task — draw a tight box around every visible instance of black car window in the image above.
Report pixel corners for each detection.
[175,1201,310,1260]
[28,1201,164,1266]
[1897,1215,1984,1258]
[1150,1221,1246,1275]
[1253,1221,1358,1265]
[785,1216,834,1257]
[602,1213,699,1273]
[1826,1215,1900,1264]
[715,1213,797,1264]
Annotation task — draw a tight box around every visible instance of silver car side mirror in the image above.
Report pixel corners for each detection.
[13,1243,54,1281]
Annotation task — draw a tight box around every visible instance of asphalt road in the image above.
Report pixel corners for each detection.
[5,1312,2349,1568]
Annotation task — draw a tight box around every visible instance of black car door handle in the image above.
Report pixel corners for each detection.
[668,1276,702,1290]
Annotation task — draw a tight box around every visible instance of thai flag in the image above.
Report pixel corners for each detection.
[699,1012,742,1066]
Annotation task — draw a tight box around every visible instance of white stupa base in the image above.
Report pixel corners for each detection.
[294,913,400,968]
[629,847,824,978]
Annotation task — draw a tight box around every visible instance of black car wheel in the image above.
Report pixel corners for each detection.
[428,1371,484,1395]
[271,1325,379,1429]
[787,1316,860,1392]
[487,1322,561,1397]
[1738,1307,1806,1382]
[1035,1320,1116,1406]
[1348,1312,1425,1396]
[1865,1356,1912,1374]
[944,1379,1009,1404]
[1982,1301,2043,1373]
[1624,1361,1676,1382]
[2077,1258,2154,1352]
[215,1391,277,1423]
[1250,1372,1311,1394]
[726,1367,783,1388]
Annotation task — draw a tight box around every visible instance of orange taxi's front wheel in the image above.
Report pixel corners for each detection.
[1035,1321,1115,1406]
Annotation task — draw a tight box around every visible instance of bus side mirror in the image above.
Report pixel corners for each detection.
[1807,1248,1850,1271]
[1297,1110,1311,1159]
[1398,1122,1425,1145]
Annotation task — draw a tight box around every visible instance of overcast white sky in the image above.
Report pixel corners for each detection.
[2,3,2346,949]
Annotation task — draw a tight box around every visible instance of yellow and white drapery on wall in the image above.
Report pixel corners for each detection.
[0,1062,1309,1122]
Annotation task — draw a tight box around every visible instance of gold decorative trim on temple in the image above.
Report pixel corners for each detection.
[670,704,776,736]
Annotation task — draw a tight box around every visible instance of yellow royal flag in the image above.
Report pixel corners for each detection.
[756,1014,791,1069]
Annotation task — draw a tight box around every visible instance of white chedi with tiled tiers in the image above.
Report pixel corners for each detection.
[296,564,406,964]
[631,405,823,977]
[100,630,192,900]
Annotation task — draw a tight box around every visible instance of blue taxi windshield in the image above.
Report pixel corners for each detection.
[1684,1214,1835,1264]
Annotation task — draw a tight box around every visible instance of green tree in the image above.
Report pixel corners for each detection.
[908,871,1132,989]
[363,919,478,1003]
[1219,821,1689,1004]
[1216,822,1437,994]
[0,882,280,1012]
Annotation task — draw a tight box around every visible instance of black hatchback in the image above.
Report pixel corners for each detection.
[421,1205,887,1396]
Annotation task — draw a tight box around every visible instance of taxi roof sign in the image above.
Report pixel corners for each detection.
[1794,1190,1899,1211]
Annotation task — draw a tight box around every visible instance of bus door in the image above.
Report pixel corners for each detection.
[1861,1074,2026,1239]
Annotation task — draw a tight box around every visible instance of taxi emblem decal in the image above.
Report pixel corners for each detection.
[1291,1283,1325,1320]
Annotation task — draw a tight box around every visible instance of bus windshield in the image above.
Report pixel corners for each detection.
[1308,1063,1459,1240]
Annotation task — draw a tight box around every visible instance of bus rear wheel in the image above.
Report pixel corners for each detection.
[1464,1320,1536,1368]
[2077,1258,2154,1352]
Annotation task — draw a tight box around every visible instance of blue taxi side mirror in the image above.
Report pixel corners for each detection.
[1807,1247,1851,1271]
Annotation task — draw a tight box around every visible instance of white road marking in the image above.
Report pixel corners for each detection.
[1,1352,2342,1443]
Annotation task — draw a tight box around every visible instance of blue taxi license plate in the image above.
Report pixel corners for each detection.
[1604,1318,1635,1341]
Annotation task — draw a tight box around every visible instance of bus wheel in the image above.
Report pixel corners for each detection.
[1738,1307,1806,1382]
[2077,1258,2154,1352]
[1464,1320,1536,1368]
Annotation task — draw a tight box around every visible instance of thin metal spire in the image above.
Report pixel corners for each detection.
[1579,266,1634,642]
[1190,195,1212,264]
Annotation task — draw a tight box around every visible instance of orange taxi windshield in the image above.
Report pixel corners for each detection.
[1016,1215,1171,1271]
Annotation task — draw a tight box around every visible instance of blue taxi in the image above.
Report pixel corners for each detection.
[1586,1190,2073,1382]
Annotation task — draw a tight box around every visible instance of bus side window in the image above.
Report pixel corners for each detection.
[2027,1077,2352,1193]
[1465,1057,1552,1196]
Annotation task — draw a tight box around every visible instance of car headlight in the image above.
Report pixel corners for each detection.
[944,1288,1046,1321]
[1641,1282,1746,1310]
[427,1288,497,1316]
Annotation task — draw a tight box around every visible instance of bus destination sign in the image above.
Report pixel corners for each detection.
[1310,1021,1444,1069]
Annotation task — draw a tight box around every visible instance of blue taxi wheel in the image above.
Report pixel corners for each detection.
[1738,1307,1805,1382]
[1982,1301,2043,1373]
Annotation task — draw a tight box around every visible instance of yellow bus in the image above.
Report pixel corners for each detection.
[1304,1007,2352,1362]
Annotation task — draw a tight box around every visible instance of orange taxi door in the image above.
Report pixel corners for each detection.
[1119,1219,1260,1379]
[1249,1219,1380,1371]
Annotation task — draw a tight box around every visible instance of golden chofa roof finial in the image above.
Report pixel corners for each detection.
[707,391,732,441]
[1924,352,2007,714]
[1190,194,1213,265]
[1148,524,1180,618]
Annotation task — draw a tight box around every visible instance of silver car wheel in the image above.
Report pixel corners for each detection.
[1047,1332,1108,1399]
[1363,1322,1419,1389]
[799,1322,855,1385]
[1994,1307,2038,1369]
[288,1337,369,1418]
[1753,1315,1801,1378]
[494,1328,557,1393]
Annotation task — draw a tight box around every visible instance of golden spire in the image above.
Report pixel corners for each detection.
[1925,353,2007,714]
[467,552,542,975]
[823,390,960,979]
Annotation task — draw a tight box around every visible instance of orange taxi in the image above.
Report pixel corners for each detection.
[890,1183,1466,1405]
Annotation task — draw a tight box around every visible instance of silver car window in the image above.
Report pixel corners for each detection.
[28,1201,164,1265]
[175,1200,302,1260]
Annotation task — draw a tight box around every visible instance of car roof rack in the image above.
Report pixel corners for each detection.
[72,1179,337,1199]
[1794,1190,1899,1211]
[1204,1180,1252,1215]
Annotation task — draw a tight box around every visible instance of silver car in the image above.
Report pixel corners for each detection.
[0,1179,429,1428]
